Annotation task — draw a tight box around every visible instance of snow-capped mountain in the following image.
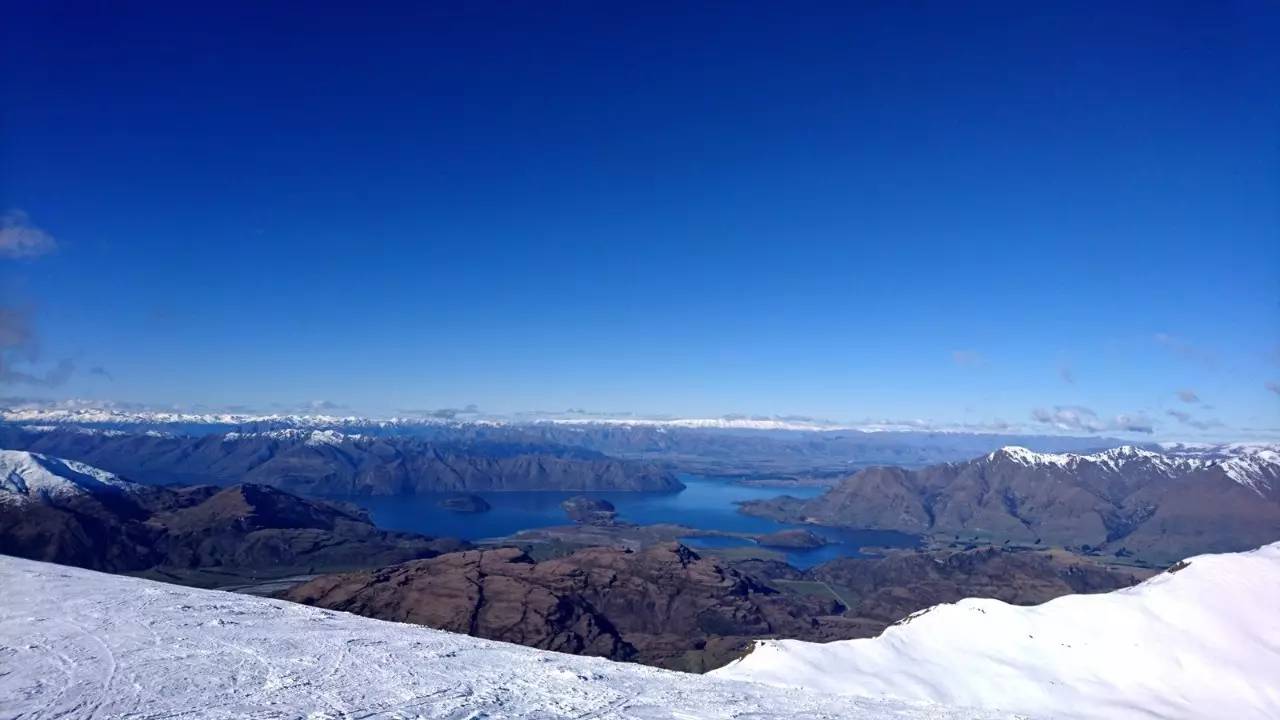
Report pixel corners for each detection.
[0,554,1011,720]
[739,444,1280,563]
[989,444,1280,495]
[715,541,1280,720]
[0,406,849,432]
[0,449,140,505]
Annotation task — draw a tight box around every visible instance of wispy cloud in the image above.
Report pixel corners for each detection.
[1030,405,1154,434]
[0,306,76,388]
[1267,381,1280,396]
[0,211,58,259]
[1058,364,1075,385]
[951,350,985,368]
[88,366,113,382]
[396,404,481,419]
[1175,389,1200,403]
[265,399,351,414]
[1153,333,1217,369]
[0,357,75,388]
[1166,409,1223,431]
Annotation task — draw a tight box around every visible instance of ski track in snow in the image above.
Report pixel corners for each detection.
[0,555,1017,720]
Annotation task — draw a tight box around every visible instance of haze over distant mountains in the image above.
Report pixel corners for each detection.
[0,424,683,495]
[1,404,1136,482]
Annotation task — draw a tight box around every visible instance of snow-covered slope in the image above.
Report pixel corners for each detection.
[0,555,1010,720]
[0,449,139,505]
[715,542,1280,720]
[987,444,1280,495]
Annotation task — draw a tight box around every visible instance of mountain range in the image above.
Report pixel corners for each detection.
[0,449,464,579]
[740,444,1280,562]
[1,405,1128,477]
[0,449,1145,674]
[0,425,681,495]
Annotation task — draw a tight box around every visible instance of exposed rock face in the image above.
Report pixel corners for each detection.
[0,427,683,496]
[437,494,491,513]
[0,450,463,578]
[285,543,855,671]
[755,529,827,549]
[740,446,1280,563]
[561,496,617,524]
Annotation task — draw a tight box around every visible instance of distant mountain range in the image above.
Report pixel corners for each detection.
[0,425,682,495]
[2,405,1134,479]
[741,444,1280,562]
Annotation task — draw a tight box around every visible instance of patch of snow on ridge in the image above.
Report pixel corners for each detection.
[714,541,1280,720]
[1216,449,1280,494]
[986,444,1280,493]
[221,428,366,445]
[0,556,1013,720]
[987,446,1073,467]
[0,449,138,504]
[990,445,1172,470]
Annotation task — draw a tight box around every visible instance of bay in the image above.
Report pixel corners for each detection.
[347,474,917,568]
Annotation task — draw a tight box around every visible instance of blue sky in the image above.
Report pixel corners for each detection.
[1,1,1278,439]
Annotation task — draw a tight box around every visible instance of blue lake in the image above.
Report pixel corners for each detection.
[348,475,917,568]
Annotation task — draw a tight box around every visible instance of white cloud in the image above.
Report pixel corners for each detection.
[1030,405,1154,434]
[0,211,57,259]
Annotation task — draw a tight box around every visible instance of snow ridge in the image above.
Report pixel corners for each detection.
[988,444,1279,494]
[716,541,1280,720]
[221,428,366,446]
[0,449,139,505]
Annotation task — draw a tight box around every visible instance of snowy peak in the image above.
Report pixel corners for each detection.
[984,444,1279,495]
[988,444,1163,468]
[0,450,138,505]
[715,541,1280,720]
[221,428,366,446]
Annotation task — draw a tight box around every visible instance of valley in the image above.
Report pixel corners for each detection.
[1,420,1277,679]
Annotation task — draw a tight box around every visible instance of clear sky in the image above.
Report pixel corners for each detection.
[2,1,1278,439]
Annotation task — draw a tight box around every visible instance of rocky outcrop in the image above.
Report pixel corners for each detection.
[740,446,1280,563]
[284,543,855,671]
[0,427,683,496]
[0,451,463,578]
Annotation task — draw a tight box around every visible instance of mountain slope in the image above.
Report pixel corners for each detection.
[715,542,1280,720]
[0,450,461,579]
[283,543,857,672]
[0,554,1011,720]
[0,426,682,495]
[741,445,1280,562]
